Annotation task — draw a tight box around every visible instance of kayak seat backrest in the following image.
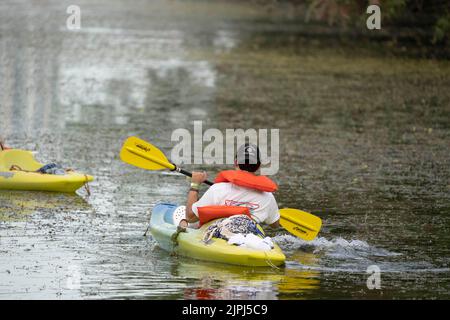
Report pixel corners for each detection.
[172,206,187,225]
[0,150,43,172]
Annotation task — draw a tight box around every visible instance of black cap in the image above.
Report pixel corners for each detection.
[236,143,260,165]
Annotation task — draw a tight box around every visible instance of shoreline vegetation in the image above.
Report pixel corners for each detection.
[229,0,450,59]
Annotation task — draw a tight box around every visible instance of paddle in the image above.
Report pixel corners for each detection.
[120,136,322,241]
[279,208,321,241]
[120,136,214,185]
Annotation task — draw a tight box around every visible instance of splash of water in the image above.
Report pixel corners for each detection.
[274,234,401,259]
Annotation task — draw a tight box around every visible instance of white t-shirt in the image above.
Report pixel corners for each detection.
[191,182,280,225]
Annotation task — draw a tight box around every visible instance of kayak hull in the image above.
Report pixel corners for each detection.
[0,171,93,193]
[150,203,286,267]
[0,149,93,193]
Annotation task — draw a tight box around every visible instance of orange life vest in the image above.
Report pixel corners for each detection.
[214,170,278,193]
[197,205,251,226]
[196,171,277,226]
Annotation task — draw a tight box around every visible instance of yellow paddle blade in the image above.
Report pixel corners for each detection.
[279,208,322,241]
[120,136,175,171]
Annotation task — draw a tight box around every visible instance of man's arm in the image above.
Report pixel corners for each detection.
[186,189,200,223]
[185,171,208,223]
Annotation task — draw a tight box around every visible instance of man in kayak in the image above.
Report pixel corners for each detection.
[182,143,280,229]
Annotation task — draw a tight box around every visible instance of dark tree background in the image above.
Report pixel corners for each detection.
[254,0,449,48]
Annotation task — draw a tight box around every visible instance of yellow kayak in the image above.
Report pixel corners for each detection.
[0,149,94,193]
[150,203,286,267]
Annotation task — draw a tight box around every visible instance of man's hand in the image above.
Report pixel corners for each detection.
[191,171,207,184]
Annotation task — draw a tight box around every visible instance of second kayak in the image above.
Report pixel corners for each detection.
[149,203,286,267]
[0,149,94,193]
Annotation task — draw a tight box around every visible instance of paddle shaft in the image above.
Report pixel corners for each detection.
[174,166,214,186]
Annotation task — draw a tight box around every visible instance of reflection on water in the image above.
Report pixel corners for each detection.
[174,257,320,300]
[60,59,216,126]
[0,191,93,299]
[1,0,449,299]
[0,191,91,222]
